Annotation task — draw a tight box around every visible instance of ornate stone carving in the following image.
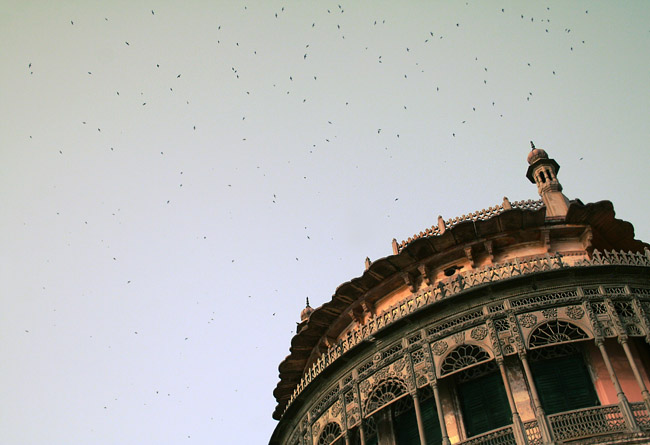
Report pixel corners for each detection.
[358,380,370,394]
[508,312,525,351]
[566,306,585,320]
[453,331,465,344]
[331,400,342,417]
[584,302,604,339]
[542,308,557,319]
[471,325,489,340]
[393,357,406,374]
[432,340,449,356]
[280,250,650,416]
[519,313,538,328]
[626,324,643,336]
[375,367,388,381]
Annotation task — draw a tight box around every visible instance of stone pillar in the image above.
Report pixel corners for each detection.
[496,357,528,444]
[353,373,366,445]
[412,392,428,445]
[595,339,639,432]
[430,380,451,445]
[620,338,650,413]
[518,351,554,444]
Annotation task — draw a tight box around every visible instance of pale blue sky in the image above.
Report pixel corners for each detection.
[1,1,649,444]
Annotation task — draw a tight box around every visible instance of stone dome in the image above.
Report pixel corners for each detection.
[527,147,548,165]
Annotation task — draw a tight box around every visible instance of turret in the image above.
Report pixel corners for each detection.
[526,142,570,219]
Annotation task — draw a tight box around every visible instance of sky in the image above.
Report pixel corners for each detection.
[1,1,649,444]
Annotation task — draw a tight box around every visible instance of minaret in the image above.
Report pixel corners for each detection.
[526,141,570,219]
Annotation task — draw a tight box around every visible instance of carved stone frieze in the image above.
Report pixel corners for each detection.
[605,299,628,341]
[508,312,525,351]
[583,302,604,340]
[375,367,389,381]
[542,308,557,319]
[432,340,449,356]
[392,357,406,374]
[471,325,489,340]
[330,400,342,418]
[358,380,370,396]
[485,318,502,356]
[566,305,585,320]
[519,313,538,328]
[626,324,643,336]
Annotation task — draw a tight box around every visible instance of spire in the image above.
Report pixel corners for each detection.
[525,143,569,219]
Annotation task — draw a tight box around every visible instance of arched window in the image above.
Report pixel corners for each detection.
[393,389,444,445]
[530,344,599,414]
[365,378,407,414]
[528,320,589,348]
[440,344,491,376]
[456,360,512,438]
[317,422,342,445]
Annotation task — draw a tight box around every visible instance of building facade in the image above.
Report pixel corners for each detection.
[270,147,650,445]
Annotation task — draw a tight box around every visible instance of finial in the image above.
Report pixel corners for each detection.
[530,141,536,150]
[300,297,315,322]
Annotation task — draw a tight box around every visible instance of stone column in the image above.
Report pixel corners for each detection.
[412,392,428,445]
[496,357,528,444]
[404,338,428,445]
[353,373,366,445]
[430,380,451,445]
[595,339,639,432]
[620,338,650,413]
[518,351,554,444]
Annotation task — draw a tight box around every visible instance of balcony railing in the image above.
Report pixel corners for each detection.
[631,401,650,430]
[458,425,516,445]
[523,420,542,445]
[548,404,627,441]
[453,404,650,445]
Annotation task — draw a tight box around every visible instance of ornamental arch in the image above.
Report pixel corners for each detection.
[526,319,591,350]
[364,377,408,417]
[317,422,343,445]
[438,343,493,378]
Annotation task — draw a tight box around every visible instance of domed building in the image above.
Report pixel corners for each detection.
[270,146,650,445]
